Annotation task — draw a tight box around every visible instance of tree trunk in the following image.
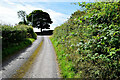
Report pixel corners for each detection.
[23,18,26,25]
[41,28,42,35]
[41,28,42,32]
[40,23,43,35]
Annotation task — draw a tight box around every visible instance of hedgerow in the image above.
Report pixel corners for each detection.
[1,24,37,60]
[51,2,120,79]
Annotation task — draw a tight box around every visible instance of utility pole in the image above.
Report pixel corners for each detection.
[32,14,33,26]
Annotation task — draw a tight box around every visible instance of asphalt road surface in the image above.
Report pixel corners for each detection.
[1,36,59,78]
[24,36,59,78]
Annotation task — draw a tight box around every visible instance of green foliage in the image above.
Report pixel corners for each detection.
[1,24,37,60]
[17,10,27,25]
[51,2,120,79]
[78,2,120,25]
[2,38,35,60]
[27,10,53,32]
[2,24,37,43]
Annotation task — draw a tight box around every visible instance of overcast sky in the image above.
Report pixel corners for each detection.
[0,0,94,31]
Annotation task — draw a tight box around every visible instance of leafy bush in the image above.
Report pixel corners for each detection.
[1,24,37,48]
[1,24,37,60]
[51,2,120,79]
[2,38,35,60]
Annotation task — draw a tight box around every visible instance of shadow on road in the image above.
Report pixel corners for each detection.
[2,44,33,68]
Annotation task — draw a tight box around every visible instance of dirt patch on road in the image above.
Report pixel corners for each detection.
[12,39,43,78]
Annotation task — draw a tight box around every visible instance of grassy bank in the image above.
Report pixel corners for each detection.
[12,39,43,78]
[50,37,75,78]
[50,2,120,79]
[2,38,35,60]
[1,24,37,61]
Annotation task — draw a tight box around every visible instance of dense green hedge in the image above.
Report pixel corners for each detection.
[1,24,37,60]
[51,2,120,79]
[1,25,37,48]
[2,38,35,59]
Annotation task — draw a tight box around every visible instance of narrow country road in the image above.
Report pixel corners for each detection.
[24,36,59,78]
[1,36,60,78]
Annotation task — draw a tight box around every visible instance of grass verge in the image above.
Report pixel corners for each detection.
[50,37,75,78]
[12,39,43,78]
[2,38,35,61]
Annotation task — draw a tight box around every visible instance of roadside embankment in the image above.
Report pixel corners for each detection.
[50,2,120,79]
[1,24,37,61]
[2,36,43,78]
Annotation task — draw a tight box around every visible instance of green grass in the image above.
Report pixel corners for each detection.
[2,38,35,61]
[50,2,120,79]
[1,24,37,61]
[12,40,43,78]
[50,37,75,78]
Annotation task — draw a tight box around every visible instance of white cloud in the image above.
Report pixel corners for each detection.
[46,9,69,29]
[0,5,20,25]
[0,0,70,30]
[4,0,15,4]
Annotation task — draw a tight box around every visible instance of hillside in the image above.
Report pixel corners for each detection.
[50,2,120,79]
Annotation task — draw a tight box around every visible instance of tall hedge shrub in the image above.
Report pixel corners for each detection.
[51,2,120,79]
[1,24,37,49]
[1,24,37,59]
